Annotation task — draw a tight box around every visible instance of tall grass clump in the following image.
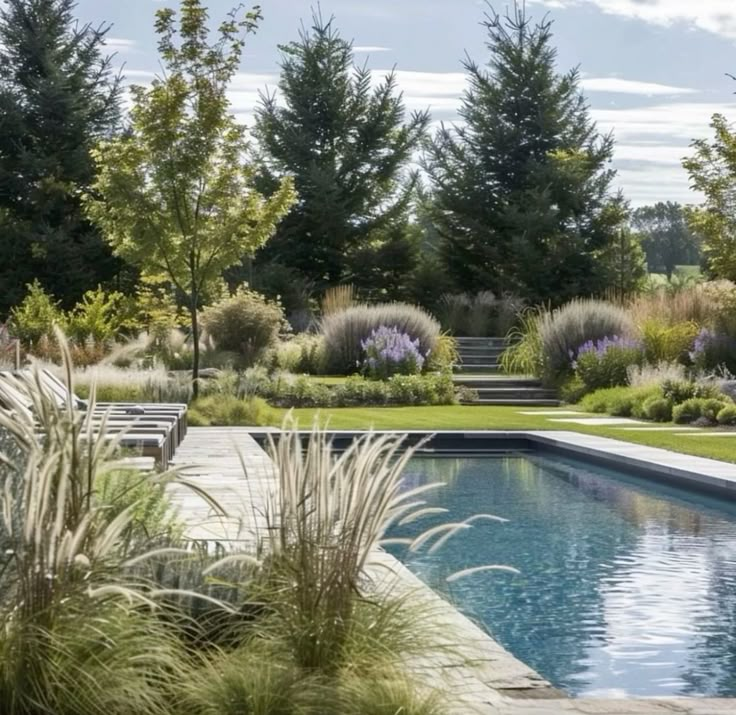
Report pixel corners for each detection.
[629,284,720,327]
[0,345,188,715]
[321,284,356,317]
[321,303,440,374]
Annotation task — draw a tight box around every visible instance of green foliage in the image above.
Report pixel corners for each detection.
[0,0,123,315]
[270,335,327,375]
[673,397,732,424]
[94,469,183,543]
[596,228,648,298]
[661,379,722,404]
[559,376,587,404]
[253,12,429,293]
[66,286,127,344]
[425,333,459,373]
[85,0,295,394]
[260,374,457,410]
[579,385,661,417]
[684,114,736,282]
[425,6,623,303]
[500,307,544,376]
[573,344,644,393]
[182,650,313,715]
[321,303,440,375]
[202,287,286,368]
[639,320,699,364]
[9,280,64,345]
[336,673,445,715]
[632,202,700,279]
[642,396,673,423]
[717,404,736,426]
[187,395,275,427]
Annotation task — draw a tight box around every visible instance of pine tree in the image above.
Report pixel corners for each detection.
[425,3,623,305]
[253,12,429,294]
[0,0,123,315]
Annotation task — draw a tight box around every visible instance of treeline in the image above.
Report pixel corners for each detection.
[0,0,713,324]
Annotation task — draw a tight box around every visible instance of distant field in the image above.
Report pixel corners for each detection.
[647,265,701,285]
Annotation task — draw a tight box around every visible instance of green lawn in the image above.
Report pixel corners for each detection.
[270,405,736,464]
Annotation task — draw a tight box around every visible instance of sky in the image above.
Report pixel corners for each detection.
[74,0,736,207]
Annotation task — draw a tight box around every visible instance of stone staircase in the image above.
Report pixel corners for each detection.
[454,337,560,407]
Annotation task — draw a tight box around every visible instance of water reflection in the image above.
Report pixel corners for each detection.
[390,455,736,696]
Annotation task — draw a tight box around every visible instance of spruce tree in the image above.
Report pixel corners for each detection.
[0,0,122,315]
[425,3,623,305]
[253,13,429,295]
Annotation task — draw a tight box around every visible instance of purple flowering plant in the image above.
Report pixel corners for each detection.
[361,325,425,380]
[690,327,736,372]
[570,334,644,391]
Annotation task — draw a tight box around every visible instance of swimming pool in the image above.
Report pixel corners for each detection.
[390,453,736,697]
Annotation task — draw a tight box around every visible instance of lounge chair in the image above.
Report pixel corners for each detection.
[0,373,174,466]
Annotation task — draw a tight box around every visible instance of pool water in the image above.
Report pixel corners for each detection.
[390,454,736,697]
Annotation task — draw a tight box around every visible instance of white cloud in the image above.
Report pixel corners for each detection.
[580,77,697,96]
[530,0,736,39]
[104,37,137,54]
[353,46,391,53]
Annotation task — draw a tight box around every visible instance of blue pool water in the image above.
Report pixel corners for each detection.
[390,453,736,697]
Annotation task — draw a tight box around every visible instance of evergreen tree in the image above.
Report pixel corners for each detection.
[253,13,429,294]
[631,202,700,279]
[425,3,623,305]
[597,228,648,298]
[0,0,123,315]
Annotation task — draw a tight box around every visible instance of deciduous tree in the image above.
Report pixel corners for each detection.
[85,0,295,395]
[683,113,736,282]
[631,202,700,279]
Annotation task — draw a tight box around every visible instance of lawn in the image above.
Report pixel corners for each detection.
[270,405,736,464]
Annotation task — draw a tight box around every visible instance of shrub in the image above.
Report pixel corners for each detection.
[579,385,661,417]
[9,280,64,345]
[539,300,635,383]
[321,303,440,375]
[362,326,425,379]
[425,333,458,373]
[690,328,736,374]
[672,398,731,424]
[572,336,644,392]
[639,319,699,364]
[202,287,287,367]
[271,334,327,374]
[188,396,274,426]
[717,405,736,426]
[560,376,587,404]
[387,373,455,406]
[661,378,722,404]
[66,286,127,344]
[642,396,673,423]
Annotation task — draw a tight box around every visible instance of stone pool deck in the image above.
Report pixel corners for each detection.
[166,427,736,715]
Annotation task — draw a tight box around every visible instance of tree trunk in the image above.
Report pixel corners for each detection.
[190,296,200,400]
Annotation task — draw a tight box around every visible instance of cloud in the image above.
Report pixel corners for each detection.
[104,37,138,53]
[529,0,736,39]
[580,77,698,96]
[353,46,391,53]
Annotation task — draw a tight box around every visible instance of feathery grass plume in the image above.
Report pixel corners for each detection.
[255,418,497,672]
[0,333,195,714]
[321,303,440,374]
[628,284,720,327]
[321,284,356,317]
